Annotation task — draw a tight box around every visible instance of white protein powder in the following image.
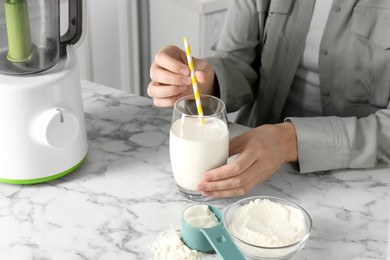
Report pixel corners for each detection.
[149,227,203,260]
[183,205,219,228]
[229,199,306,247]
[149,205,220,260]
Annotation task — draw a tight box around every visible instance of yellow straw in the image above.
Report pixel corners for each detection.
[183,37,204,124]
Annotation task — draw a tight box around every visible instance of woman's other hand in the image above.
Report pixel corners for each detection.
[196,122,298,197]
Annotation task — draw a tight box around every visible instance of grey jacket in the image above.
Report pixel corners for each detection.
[207,0,390,172]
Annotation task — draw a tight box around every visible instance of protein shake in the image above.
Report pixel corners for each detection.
[170,116,229,194]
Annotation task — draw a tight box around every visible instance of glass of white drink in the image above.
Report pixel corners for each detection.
[169,94,229,200]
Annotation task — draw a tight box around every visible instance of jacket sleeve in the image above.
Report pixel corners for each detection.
[206,0,261,113]
[286,104,390,172]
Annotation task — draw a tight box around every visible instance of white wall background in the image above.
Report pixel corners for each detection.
[78,0,141,94]
[61,0,144,94]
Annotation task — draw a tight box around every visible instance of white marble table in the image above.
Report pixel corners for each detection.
[0,80,389,260]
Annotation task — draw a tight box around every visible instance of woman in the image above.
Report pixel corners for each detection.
[148,0,390,197]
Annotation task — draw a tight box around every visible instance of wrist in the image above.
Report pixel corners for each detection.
[278,122,298,162]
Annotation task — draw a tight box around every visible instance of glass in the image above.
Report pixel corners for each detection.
[169,94,229,200]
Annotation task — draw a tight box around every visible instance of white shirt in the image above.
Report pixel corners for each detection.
[282,0,333,117]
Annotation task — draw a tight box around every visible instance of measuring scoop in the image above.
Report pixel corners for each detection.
[181,205,245,260]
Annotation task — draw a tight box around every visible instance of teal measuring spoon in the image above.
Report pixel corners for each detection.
[181,205,245,259]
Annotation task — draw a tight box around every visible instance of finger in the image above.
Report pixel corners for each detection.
[147,81,188,99]
[200,142,259,183]
[152,93,183,107]
[202,180,259,198]
[201,163,267,198]
[150,62,191,86]
[194,70,206,83]
[154,50,190,76]
[198,163,257,192]
[201,158,278,198]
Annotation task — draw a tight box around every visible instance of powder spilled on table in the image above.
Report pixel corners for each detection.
[149,227,203,260]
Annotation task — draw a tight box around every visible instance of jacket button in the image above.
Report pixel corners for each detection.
[377,158,388,166]
[322,89,330,96]
[333,6,341,12]
[321,49,328,56]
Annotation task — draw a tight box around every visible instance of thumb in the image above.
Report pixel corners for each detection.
[195,70,207,84]
[229,134,247,156]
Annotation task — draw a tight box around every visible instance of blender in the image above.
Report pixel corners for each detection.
[0,0,87,184]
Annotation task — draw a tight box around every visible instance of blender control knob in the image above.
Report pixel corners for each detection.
[34,108,80,148]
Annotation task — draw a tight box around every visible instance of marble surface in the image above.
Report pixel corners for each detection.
[0,80,389,260]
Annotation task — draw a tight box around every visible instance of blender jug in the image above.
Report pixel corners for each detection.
[0,0,82,75]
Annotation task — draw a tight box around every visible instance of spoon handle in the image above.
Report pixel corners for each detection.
[201,225,245,260]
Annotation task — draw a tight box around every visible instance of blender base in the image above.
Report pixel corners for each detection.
[0,46,88,184]
[0,155,87,185]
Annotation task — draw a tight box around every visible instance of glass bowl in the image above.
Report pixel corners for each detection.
[223,196,312,260]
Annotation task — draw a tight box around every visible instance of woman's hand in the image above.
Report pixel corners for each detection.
[196,122,298,197]
[148,45,216,107]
